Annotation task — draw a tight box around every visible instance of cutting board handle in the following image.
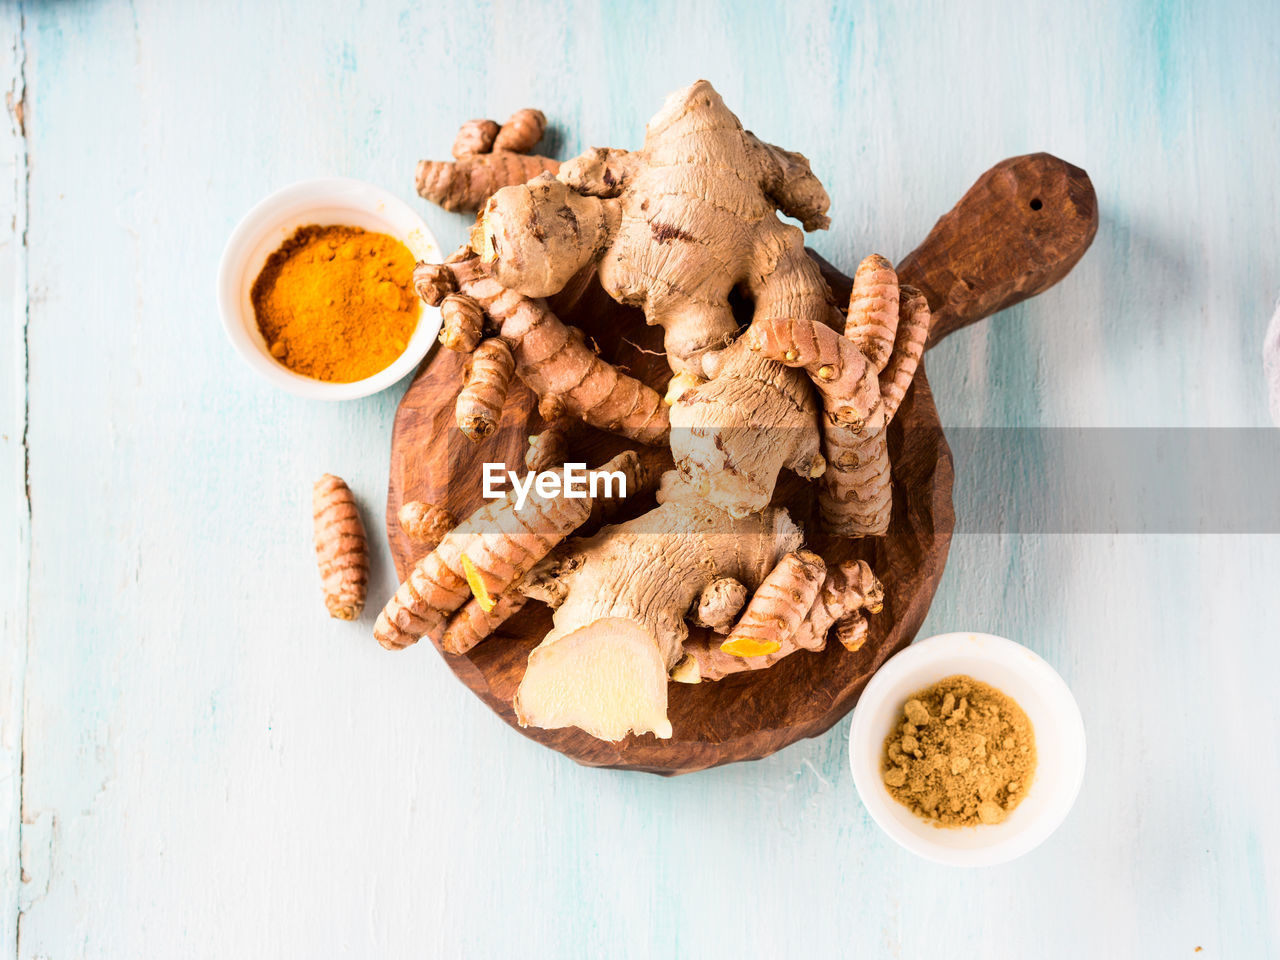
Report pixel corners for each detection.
[894,152,1098,347]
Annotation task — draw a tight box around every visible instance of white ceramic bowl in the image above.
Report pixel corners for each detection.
[849,632,1086,866]
[217,178,443,400]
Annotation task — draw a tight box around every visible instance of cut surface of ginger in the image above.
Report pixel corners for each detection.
[514,619,672,741]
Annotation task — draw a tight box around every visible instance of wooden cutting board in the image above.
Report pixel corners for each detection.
[385,153,1097,775]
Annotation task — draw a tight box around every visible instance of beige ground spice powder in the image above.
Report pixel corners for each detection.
[882,674,1036,827]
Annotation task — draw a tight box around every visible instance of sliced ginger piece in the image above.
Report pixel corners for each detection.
[514,619,672,742]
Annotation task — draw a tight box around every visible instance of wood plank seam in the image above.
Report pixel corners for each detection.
[2,6,31,958]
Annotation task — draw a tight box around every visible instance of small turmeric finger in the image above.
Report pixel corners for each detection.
[459,491,592,613]
[844,254,900,372]
[836,614,869,652]
[811,558,882,650]
[878,285,931,424]
[819,425,892,537]
[493,108,547,153]
[439,293,485,352]
[537,393,566,421]
[415,152,560,213]
[844,559,885,615]
[443,253,669,445]
[313,474,369,621]
[442,592,528,655]
[684,559,883,681]
[373,540,470,649]
[720,550,826,658]
[525,420,572,473]
[460,450,637,613]
[747,314,880,428]
[374,455,627,653]
[746,314,893,536]
[413,261,457,306]
[398,500,457,548]
[456,338,516,440]
[452,118,500,159]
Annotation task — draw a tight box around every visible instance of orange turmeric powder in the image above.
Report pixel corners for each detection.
[251,225,419,383]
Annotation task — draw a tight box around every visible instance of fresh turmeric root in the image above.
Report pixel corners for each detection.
[417,109,560,213]
[492,109,546,153]
[719,551,826,658]
[313,474,369,620]
[442,592,529,655]
[678,560,883,681]
[525,420,573,472]
[844,254,900,369]
[456,338,516,440]
[374,451,643,650]
[375,542,469,650]
[451,119,499,158]
[414,252,669,446]
[439,293,485,352]
[878,285,931,423]
[745,260,932,536]
[376,487,586,649]
[398,500,456,548]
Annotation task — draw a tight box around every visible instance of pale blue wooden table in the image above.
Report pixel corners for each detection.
[4,1,1279,957]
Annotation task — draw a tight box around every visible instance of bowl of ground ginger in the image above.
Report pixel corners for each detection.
[849,632,1086,866]
[218,178,443,399]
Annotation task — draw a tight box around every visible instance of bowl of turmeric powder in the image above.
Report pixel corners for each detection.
[218,178,443,399]
[849,632,1086,866]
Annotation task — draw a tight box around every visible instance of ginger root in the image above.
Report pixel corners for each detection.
[512,477,803,741]
[475,81,835,378]
[469,84,934,536]
[669,339,825,519]
[313,474,369,620]
[692,578,748,633]
[417,110,560,213]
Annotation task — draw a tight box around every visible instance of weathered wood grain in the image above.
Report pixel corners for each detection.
[6,0,1280,957]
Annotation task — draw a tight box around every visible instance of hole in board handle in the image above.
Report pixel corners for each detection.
[1029,198,1043,211]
